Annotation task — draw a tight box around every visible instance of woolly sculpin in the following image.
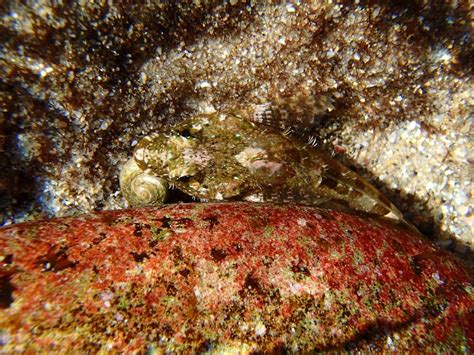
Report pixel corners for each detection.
[120,95,405,223]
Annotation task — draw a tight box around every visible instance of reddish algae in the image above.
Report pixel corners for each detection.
[0,202,472,352]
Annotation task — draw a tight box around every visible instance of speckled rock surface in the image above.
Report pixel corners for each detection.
[0,2,473,250]
[0,203,472,352]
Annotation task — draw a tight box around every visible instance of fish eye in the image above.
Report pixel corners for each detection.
[178,176,192,182]
[179,129,192,138]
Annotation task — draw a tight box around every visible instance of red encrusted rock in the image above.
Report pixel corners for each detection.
[0,203,472,352]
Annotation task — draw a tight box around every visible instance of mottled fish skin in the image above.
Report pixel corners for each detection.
[126,97,406,224]
[250,93,405,221]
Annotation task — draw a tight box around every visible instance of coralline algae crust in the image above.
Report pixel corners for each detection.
[0,203,472,352]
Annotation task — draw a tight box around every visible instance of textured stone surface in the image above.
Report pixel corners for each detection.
[0,203,472,352]
[0,2,472,250]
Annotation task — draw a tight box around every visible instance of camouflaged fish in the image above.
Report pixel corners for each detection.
[120,94,406,224]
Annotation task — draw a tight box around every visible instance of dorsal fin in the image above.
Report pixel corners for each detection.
[251,93,334,136]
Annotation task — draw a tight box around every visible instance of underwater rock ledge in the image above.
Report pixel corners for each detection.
[0,202,472,352]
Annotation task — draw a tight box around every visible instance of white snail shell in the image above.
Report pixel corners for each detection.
[120,157,168,207]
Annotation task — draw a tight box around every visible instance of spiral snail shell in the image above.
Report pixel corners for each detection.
[119,157,168,207]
